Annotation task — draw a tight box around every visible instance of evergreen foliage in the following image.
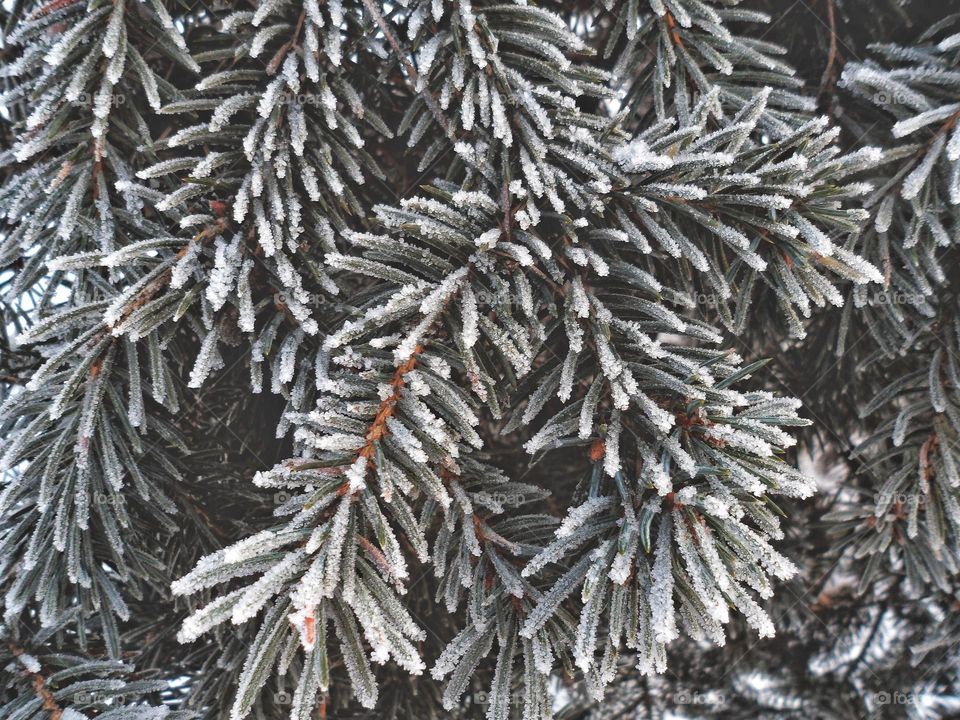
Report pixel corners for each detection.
[1,0,959,717]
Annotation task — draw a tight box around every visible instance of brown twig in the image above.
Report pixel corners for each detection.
[358,0,452,138]
[500,180,512,241]
[817,0,838,104]
[27,0,81,19]
[267,11,306,75]
[7,643,63,720]
[103,218,228,337]
[359,349,421,452]
[664,12,685,49]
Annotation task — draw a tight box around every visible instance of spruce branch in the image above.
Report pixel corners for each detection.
[2,1,960,718]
